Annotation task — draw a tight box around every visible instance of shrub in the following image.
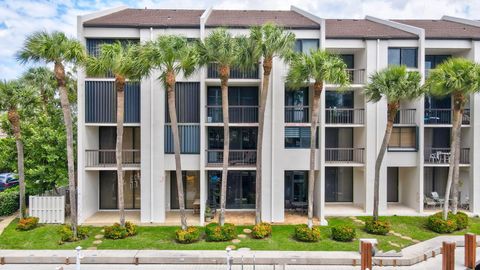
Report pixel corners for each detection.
[427,212,458,233]
[0,191,19,216]
[455,212,469,230]
[205,223,237,242]
[331,224,356,242]
[294,224,321,242]
[59,225,89,243]
[252,223,272,239]
[125,221,138,236]
[175,226,201,244]
[16,217,39,231]
[104,223,128,240]
[365,219,391,235]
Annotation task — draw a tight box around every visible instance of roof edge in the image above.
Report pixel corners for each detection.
[366,15,424,37]
[79,6,129,24]
[442,15,480,28]
[290,5,323,25]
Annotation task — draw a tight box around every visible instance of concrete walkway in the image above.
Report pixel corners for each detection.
[0,212,17,234]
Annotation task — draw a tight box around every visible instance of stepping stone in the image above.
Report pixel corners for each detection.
[237,234,247,239]
[388,241,401,248]
[412,239,421,244]
[243,229,252,234]
[232,239,241,244]
[388,230,395,234]
[392,232,402,237]
[349,216,357,220]
[226,245,236,250]
[93,240,102,245]
[238,248,251,252]
[86,247,97,250]
[400,236,413,241]
[94,234,104,239]
[100,229,105,233]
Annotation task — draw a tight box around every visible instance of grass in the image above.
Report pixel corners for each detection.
[0,215,477,251]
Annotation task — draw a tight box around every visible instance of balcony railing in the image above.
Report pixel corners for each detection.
[207,63,259,79]
[325,108,364,125]
[424,108,470,125]
[85,149,140,167]
[325,148,365,163]
[206,105,258,123]
[285,106,310,123]
[394,109,416,125]
[424,148,470,164]
[206,149,256,166]
[346,68,366,84]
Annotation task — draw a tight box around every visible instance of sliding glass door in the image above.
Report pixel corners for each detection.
[99,171,141,209]
[325,167,353,202]
[208,171,256,209]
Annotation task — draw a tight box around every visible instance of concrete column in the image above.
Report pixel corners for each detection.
[470,41,480,214]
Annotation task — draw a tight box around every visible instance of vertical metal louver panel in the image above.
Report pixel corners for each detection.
[164,125,200,154]
[165,82,200,123]
[86,39,140,78]
[85,81,140,123]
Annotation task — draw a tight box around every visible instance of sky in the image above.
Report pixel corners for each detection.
[0,0,479,80]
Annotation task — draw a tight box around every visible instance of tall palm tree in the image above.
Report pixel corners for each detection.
[241,23,295,224]
[137,35,198,230]
[21,67,56,111]
[86,41,140,227]
[0,80,37,219]
[17,31,86,237]
[425,58,480,219]
[365,65,422,221]
[197,29,241,226]
[286,50,349,228]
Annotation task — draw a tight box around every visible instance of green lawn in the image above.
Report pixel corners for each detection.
[0,216,477,251]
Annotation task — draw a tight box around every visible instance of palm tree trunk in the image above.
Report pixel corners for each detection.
[54,62,77,237]
[8,108,25,219]
[115,75,126,227]
[166,72,188,230]
[255,57,272,225]
[373,102,399,221]
[447,93,465,216]
[219,65,230,226]
[307,82,322,229]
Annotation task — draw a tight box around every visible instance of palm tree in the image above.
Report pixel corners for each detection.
[137,35,198,230]
[17,31,86,237]
[365,65,422,221]
[242,23,295,224]
[86,41,140,227]
[21,67,56,111]
[197,29,241,226]
[0,80,37,219]
[424,58,480,219]
[286,50,349,228]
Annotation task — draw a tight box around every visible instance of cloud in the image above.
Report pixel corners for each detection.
[0,0,479,80]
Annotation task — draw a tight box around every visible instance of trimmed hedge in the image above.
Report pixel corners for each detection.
[294,224,321,242]
[331,224,356,242]
[175,227,201,244]
[59,225,89,243]
[104,221,138,240]
[427,211,468,233]
[16,217,39,231]
[0,190,19,216]
[205,223,236,242]
[125,221,138,236]
[252,223,272,239]
[365,219,391,235]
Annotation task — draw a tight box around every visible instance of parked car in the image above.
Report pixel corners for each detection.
[0,173,18,191]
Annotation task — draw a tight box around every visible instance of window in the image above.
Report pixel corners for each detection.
[339,54,354,69]
[294,39,319,54]
[285,127,318,148]
[425,55,450,70]
[284,171,308,209]
[388,48,418,68]
[388,127,417,150]
[326,91,353,108]
[285,87,309,123]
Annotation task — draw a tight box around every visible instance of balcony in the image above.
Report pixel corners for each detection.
[325,108,364,125]
[394,109,416,125]
[346,69,366,85]
[325,148,365,163]
[424,108,470,125]
[285,106,309,123]
[206,105,258,123]
[85,149,140,168]
[207,63,259,79]
[424,148,470,165]
[206,149,256,167]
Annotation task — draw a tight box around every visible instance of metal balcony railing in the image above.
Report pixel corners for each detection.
[85,149,140,167]
[206,105,259,123]
[424,108,470,125]
[325,108,364,124]
[345,68,366,84]
[394,109,416,125]
[424,148,470,164]
[206,149,256,166]
[284,106,310,123]
[207,63,259,79]
[325,148,365,163]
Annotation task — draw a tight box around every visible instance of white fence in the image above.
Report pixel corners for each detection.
[29,196,65,224]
